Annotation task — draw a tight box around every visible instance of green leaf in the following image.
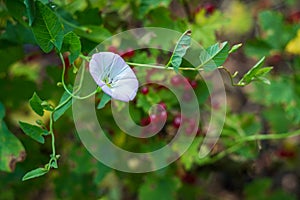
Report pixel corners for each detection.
[19,121,49,144]
[5,0,27,26]
[97,93,111,109]
[238,57,272,85]
[0,102,26,172]
[198,41,230,71]
[138,175,181,200]
[31,1,64,53]
[229,43,242,54]
[74,25,111,43]
[61,32,81,63]
[53,90,72,121]
[139,0,171,18]
[1,22,36,44]
[22,167,49,181]
[24,0,35,26]
[29,92,44,116]
[167,30,191,73]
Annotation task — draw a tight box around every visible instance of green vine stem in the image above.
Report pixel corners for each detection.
[46,94,73,169]
[199,129,300,165]
[58,53,98,100]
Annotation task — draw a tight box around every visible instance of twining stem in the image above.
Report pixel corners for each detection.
[218,66,244,87]
[58,53,98,100]
[200,129,300,165]
[47,95,72,168]
[126,62,204,71]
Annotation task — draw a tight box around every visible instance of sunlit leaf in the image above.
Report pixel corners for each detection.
[167,30,191,73]
[229,43,242,54]
[198,41,229,71]
[238,57,272,85]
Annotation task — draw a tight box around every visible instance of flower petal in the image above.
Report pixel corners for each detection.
[89,52,139,102]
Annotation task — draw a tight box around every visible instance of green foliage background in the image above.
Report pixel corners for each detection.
[1,0,300,199]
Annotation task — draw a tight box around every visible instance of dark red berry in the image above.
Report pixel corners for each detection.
[204,3,215,14]
[189,80,198,89]
[141,117,151,126]
[173,115,181,128]
[277,148,296,158]
[181,173,197,185]
[121,48,135,58]
[141,86,149,95]
[287,11,300,23]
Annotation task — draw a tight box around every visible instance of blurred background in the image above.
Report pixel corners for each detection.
[1,0,300,199]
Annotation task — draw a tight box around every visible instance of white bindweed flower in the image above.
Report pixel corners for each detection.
[89,52,138,102]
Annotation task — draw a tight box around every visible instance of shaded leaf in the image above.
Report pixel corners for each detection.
[29,92,44,116]
[19,121,49,144]
[198,41,229,71]
[97,93,111,109]
[0,102,26,172]
[31,1,64,53]
[22,167,49,181]
[139,175,181,200]
[74,25,111,43]
[61,31,81,63]
[1,22,36,44]
[168,30,192,73]
[24,0,35,26]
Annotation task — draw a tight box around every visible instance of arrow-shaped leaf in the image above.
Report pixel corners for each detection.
[22,167,49,181]
[19,121,49,144]
[31,1,64,53]
[61,32,81,64]
[167,30,192,73]
[238,57,272,85]
[97,93,111,109]
[198,41,230,71]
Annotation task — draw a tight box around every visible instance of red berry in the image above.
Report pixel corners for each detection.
[189,80,197,89]
[287,11,300,23]
[171,75,182,86]
[204,3,215,14]
[158,102,167,110]
[173,115,181,128]
[182,92,192,102]
[141,86,149,95]
[150,114,159,122]
[181,173,197,185]
[140,117,151,126]
[159,110,167,121]
[108,46,118,53]
[121,48,135,58]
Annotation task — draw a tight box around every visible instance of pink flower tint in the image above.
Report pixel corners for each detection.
[89,52,138,102]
